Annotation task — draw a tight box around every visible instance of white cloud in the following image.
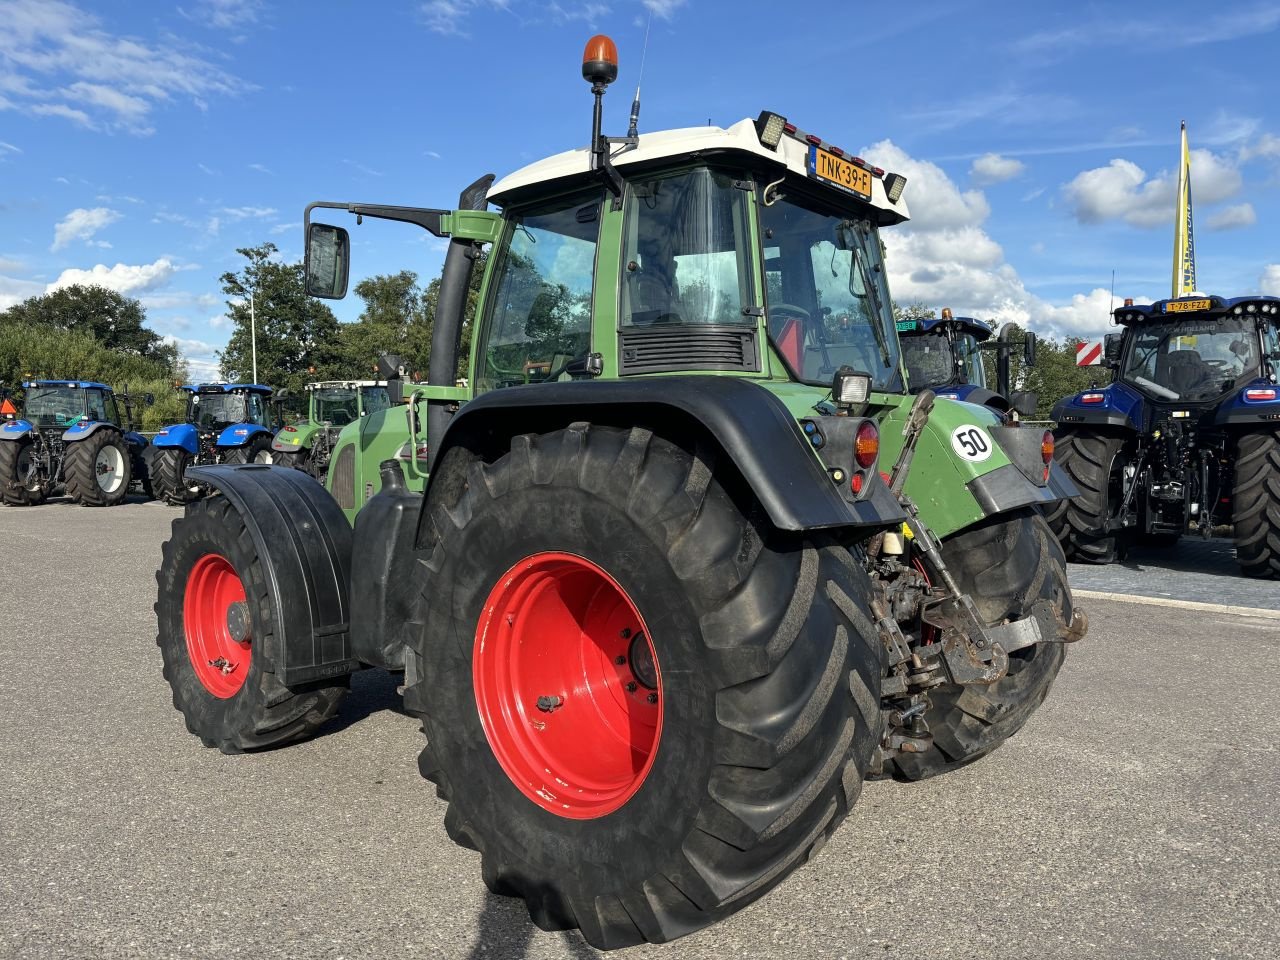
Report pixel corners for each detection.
[863,140,1155,340]
[970,153,1025,186]
[208,312,233,329]
[1062,149,1242,228]
[1206,203,1256,231]
[862,139,989,231]
[1261,265,1280,296]
[0,0,249,134]
[181,0,262,29]
[51,206,121,251]
[269,222,297,235]
[0,141,20,159]
[0,273,45,310]
[218,205,278,220]
[247,162,273,174]
[1240,133,1280,163]
[45,257,176,295]
[642,0,686,15]
[162,333,222,380]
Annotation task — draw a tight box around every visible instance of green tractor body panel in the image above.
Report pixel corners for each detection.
[273,419,323,453]
[325,401,428,525]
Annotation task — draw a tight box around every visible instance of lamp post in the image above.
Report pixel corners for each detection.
[249,291,258,385]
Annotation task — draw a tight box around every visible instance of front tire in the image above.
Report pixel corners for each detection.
[1233,431,1280,579]
[0,438,46,506]
[272,448,310,472]
[407,424,884,949]
[885,509,1071,781]
[154,496,348,752]
[224,434,274,465]
[152,448,202,504]
[1045,428,1130,563]
[64,430,131,506]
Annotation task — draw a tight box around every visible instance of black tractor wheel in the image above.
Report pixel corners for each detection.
[152,448,202,504]
[1233,431,1280,579]
[223,434,274,465]
[885,509,1071,781]
[406,424,884,949]
[64,429,131,506]
[1045,428,1130,563]
[0,437,46,506]
[154,496,348,752]
[271,447,310,472]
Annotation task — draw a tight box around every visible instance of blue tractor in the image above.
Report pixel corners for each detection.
[0,379,153,506]
[1047,294,1280,577]
[898,308,1038,415]
[149,383,276,504]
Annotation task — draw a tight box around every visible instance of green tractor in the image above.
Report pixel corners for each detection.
[271,379,393,479]
[154,36,1085,950]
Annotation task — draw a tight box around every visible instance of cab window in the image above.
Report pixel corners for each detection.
[620,167,753,326]
[476,191,601,392]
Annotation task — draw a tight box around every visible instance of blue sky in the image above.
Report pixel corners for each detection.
[3,0,1279,378]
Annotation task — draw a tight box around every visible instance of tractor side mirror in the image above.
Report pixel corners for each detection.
[276,388,290,400]
[1103,333,1123,367]
[1023,331,1037,368]
[305,222,350,299]
[1010,391,1039,419]
[377,353,406,380]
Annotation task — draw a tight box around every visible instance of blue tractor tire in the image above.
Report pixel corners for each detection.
[152,448,202,505]
[0,437,45,506]
[1046,428,1130,564]
[222,434,273,465]
[1233,431,1280,579]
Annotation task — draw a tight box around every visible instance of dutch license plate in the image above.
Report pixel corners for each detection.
[1164,298,1210,313]
[809,146,873,199]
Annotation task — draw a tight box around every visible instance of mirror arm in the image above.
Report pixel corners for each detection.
[304,201,450,237]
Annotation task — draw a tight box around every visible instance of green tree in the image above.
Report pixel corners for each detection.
[419,250,488,382]
[0,284,179,368]
[339,270,424,378]
[892,300,937,322]
[980,321,1112,420]
[218,243,342,395]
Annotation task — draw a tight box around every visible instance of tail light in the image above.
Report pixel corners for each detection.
[854,420,879,468]
[1081,393,1105,404]
[1244,388,1277,402]
[1041,430,1055,464]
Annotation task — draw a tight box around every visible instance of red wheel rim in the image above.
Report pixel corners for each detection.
[473,552,662,819]
[183,553,251,698]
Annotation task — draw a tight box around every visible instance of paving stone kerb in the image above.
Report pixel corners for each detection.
[1067,536,1278,612]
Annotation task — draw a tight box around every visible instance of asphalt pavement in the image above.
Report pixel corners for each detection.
[1,498,1277,960]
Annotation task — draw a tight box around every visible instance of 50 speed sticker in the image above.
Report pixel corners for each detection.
[950,424,993,462]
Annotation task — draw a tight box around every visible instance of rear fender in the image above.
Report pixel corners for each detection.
[61,420,118,443]
[1051,382,1143,431]
[1214,379,1280,427]
[216,423,272,449]
[1,418,34,441]
[272,421,320,452]
[122,431,148,452]
[423,376,907,536]
[185,464,359,685]
[152,423,199,454]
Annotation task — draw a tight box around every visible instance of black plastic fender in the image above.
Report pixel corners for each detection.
[426,376,905,534]
[185,464,359,686]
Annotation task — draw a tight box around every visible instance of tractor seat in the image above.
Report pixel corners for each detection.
[1157,350,1207,396]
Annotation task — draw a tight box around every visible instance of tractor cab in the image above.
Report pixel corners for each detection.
[270,380,393,479]
[18,380,121,430]
[308,380,390,426]
[899,312,992,395]
[1108,296,1279,407]
[184,383,273,434]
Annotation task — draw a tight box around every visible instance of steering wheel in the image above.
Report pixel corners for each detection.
[769,303,811,325]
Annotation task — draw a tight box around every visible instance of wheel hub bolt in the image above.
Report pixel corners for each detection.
[624,682,637,693]
[646,693,658,704]
[536,695,564,713]
[619,628,631,639]
[614,655,627,665]
[225,601,251,643]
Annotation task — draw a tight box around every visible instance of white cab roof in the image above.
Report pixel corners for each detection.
[487,118,910,223]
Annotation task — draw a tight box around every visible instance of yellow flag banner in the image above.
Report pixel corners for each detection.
[1172,122,1196,297]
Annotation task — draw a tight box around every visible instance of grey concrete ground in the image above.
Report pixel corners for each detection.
[1,499,1277,960]
[1067,537,1278,612]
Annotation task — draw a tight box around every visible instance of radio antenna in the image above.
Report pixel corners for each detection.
[1109,268,1116,325]
[627,12,652,140]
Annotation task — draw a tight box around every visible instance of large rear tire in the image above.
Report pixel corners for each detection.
[154,496,348,752]
[1045,428,1130,563]
[1233,431,1280,579]
[0,437,46,506]
[64,429,131,507]
[271,448,310,471]
[883,509,1071,781]
[407,424,884,949]
[152,448,201,504]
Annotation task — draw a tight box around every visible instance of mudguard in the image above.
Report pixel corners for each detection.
[185,464,359,686]
[1051,381,1143,431]
[123,431,148,453]
[272,421,320,452]
[935,384,1009,411]
[1213,379,1280,427]
[428,376,906,533]
[1,418,34,441]
[216,423,273,449]
[152,423,199,454]
[61,420,119,443]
